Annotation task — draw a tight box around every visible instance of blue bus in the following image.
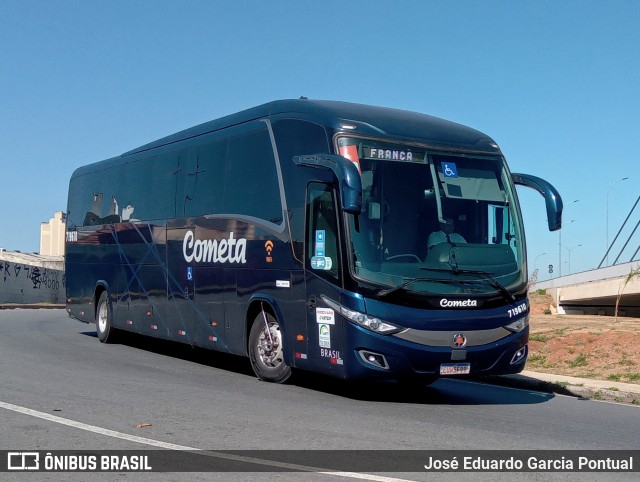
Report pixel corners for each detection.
[66,99,562,384]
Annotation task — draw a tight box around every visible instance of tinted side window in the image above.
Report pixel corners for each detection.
[272,119,329,163]
[184,140,226,217]
[70,124,283,226]
[223,127,282,224]
[272,120,329,256]
[125,154,176,221]
[68,173,102,227]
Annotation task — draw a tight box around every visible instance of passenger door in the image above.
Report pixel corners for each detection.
[304,183,345,376]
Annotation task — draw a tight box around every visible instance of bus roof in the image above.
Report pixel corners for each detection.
[130,99,500,155]
[73,99,500,177]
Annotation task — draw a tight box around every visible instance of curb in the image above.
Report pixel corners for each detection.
[487,371,640,405]
[0,304,65,310]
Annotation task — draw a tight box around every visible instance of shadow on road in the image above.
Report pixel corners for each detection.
[81,329,554,406]
[80,329,256,378]
[291,371,555,406]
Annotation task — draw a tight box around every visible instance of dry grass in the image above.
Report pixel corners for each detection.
[527,293,640,384]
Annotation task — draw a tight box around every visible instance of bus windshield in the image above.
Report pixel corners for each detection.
[338,136,526,297]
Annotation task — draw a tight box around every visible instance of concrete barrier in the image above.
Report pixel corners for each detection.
[533,261,640,317]
[0,251,65,304]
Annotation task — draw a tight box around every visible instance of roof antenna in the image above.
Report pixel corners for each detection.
[299,96,308,100]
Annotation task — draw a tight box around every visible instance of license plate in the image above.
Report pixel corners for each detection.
[440,363,471,375]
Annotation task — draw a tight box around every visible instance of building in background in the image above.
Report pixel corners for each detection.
[40,211,66,256]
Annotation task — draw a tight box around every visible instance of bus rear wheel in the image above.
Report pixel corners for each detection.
[96,291,116,343]
[248,310,291,383]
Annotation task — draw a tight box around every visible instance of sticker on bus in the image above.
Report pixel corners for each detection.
[442,162,459,178]
[316,308,335,325]
[311,256,332,270]
[319,324,331,348]
[315,230,325,256]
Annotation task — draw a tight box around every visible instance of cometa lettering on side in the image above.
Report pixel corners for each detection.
[182,231,247,264]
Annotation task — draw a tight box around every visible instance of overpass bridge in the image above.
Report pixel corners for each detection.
[534,261,640,318]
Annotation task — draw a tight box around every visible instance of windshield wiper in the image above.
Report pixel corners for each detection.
[472,270,516,304]
[420,267,515,303]
[377,277,456,298]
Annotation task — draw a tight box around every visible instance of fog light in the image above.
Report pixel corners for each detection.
[358,350,389,369]
[511,345,528,365]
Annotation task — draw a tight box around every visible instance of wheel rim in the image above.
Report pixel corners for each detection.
[98,301,108,334]
[256,322,284,368]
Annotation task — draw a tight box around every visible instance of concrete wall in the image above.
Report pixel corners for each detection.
[0,251,65,304]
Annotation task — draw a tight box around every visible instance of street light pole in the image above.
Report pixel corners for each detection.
[561,244,582,275]
[606,177,629,266]
[568,244,581,274]
[558,200,578,278]
[534,252,546,270]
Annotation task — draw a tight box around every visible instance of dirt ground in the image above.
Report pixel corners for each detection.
[527,292,640,384]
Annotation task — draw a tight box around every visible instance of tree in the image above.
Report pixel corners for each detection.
[615,265,640,321]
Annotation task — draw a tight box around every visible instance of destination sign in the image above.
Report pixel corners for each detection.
[362,146,425,163]
[337,137,427,164]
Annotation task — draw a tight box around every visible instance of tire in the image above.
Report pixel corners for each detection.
[96,291,116,343]
[248,310,291,383]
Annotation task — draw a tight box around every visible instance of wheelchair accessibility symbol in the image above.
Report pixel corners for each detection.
[442,162,458,178]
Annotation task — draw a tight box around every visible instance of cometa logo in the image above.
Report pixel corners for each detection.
[440,298,478,308]
[182,231,247,264]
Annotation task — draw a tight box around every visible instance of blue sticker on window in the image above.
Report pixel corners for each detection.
[311,256,332,271]
[442,162,458,178]
[315,230,326,257]
[311,256,326,270]
[187,266,193,281]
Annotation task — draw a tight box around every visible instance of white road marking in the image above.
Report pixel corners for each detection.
[0,400,415,482]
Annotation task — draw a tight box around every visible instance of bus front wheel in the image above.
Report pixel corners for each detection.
[248,311,291,383]
[96,291,115,343]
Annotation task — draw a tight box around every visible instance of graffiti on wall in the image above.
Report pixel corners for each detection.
[1,261,65,290]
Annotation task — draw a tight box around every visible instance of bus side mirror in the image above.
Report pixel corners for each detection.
[512,173,563,231]
[293,154,362,214]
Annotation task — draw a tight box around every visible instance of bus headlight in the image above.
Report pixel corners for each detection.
[346,309,400,334]
[321,296,402,334]
[505,314,529,333]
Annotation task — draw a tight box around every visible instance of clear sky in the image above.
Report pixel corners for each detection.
[1,0,638,279]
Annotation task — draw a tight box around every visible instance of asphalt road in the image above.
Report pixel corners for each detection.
[1,309,638,481]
